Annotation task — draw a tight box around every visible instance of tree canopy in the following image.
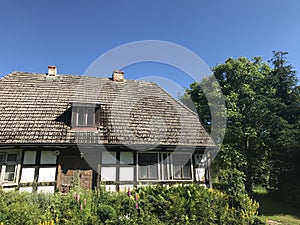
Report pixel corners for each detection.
[182,51,300,198]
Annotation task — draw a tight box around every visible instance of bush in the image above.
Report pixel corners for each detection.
[132,184,259,225]
[0,189,47,225]
[98,204,117,223]
[0,184,259,225]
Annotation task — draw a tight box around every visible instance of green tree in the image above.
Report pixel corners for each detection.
[183,52,300,196]
[265,51,300,193]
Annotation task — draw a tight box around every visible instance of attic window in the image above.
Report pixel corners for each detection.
[77,108,94,126]
[71,103,100,129]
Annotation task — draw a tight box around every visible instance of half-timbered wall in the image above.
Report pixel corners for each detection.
[0,146,208,192]
[19,149,58,193]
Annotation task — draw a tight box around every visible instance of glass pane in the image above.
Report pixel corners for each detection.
[172,154,185,166]
[162,154,170,180]
[0,154,4,163]
[138,165,148,179]
[149,164,158,179]
[7,154,17,162]
[5,165,15,172]
[5,165,16,181]
[163,161,168,180]
[120,152,133,164]
[102,152,116,164]
[4,172,15,181]
[138,153,158,180]
[173,165,182,179]
[86,108,94,126]
[138,153,157,164]
[182,164,192,179]
[78,108,85,126]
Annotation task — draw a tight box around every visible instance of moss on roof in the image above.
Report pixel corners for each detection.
[0,72,214,146]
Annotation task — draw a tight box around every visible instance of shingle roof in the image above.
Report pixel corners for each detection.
[0,72,214,146]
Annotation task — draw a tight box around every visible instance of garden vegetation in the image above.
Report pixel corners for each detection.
[0,183,260,225]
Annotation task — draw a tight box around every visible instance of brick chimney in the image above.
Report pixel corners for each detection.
[48,65,57,76]
[112,70,124,82]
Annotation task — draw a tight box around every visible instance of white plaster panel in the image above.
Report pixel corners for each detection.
[40,151,57,164]
[3,188,15,192]
[23,151,36,164]
[101,167,116,181]
[119,167,134,181]
[102,152,116,164]
[37,186,55,193]
[20,168,35,183]
[120,152,133,164]
[105,185,117,192]
[119,184,134,192]
[38,167,56,182]
[19,187,33,193]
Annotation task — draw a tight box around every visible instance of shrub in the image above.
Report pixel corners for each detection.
[124,184,259,225]
[0,189,47,225]
[98,204,117,223]
[0,184,259,225]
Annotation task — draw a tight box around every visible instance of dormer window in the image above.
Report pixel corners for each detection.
[70,103,100,129]
[77,108,94,127]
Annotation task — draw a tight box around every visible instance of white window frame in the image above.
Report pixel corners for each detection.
[172,153,193,180]
[0,150,21,186]
[137,153,160,180]
[137,152,193,182]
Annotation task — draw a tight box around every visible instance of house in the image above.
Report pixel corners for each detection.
[0,66,215,193]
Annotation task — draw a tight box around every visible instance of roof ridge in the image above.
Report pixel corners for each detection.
[2,71,149,83]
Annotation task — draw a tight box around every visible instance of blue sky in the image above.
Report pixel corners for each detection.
[0,0,299,96]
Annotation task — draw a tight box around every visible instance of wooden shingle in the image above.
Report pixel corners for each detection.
[0,72,214,147]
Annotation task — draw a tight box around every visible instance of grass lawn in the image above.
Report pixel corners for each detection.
[254,187,300,225]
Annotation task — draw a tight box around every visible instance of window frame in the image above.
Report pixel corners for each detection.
[137,153,159,180]
[70,103,100,129]
[0,150,21,185]
[137,152,193,182]
[100,151,136,182]
[172,154,192,180]
[75,107,95,127]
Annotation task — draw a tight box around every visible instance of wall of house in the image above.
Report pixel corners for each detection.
[56,148,208,192]
[19,150,58,193]
[0,146,208,193]
[56,153,95,192]
[0,148,58,193]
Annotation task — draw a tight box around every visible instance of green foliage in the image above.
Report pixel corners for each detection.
[97,204,117,223]
[0,184,259,225]
[183,51,300,195]
[0,189,46,225]
[132,184,259,225]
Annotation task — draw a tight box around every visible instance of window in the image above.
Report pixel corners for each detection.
[160,153,172,180]
[137,153,192,181]
[0,152,20,184]
[120,152,134,164]
[76,108,94,127]
[70,103,100,129]
[72,106,96,128]
[172,154,192,179]
[101,151,117,182]
[138,153,159,180]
